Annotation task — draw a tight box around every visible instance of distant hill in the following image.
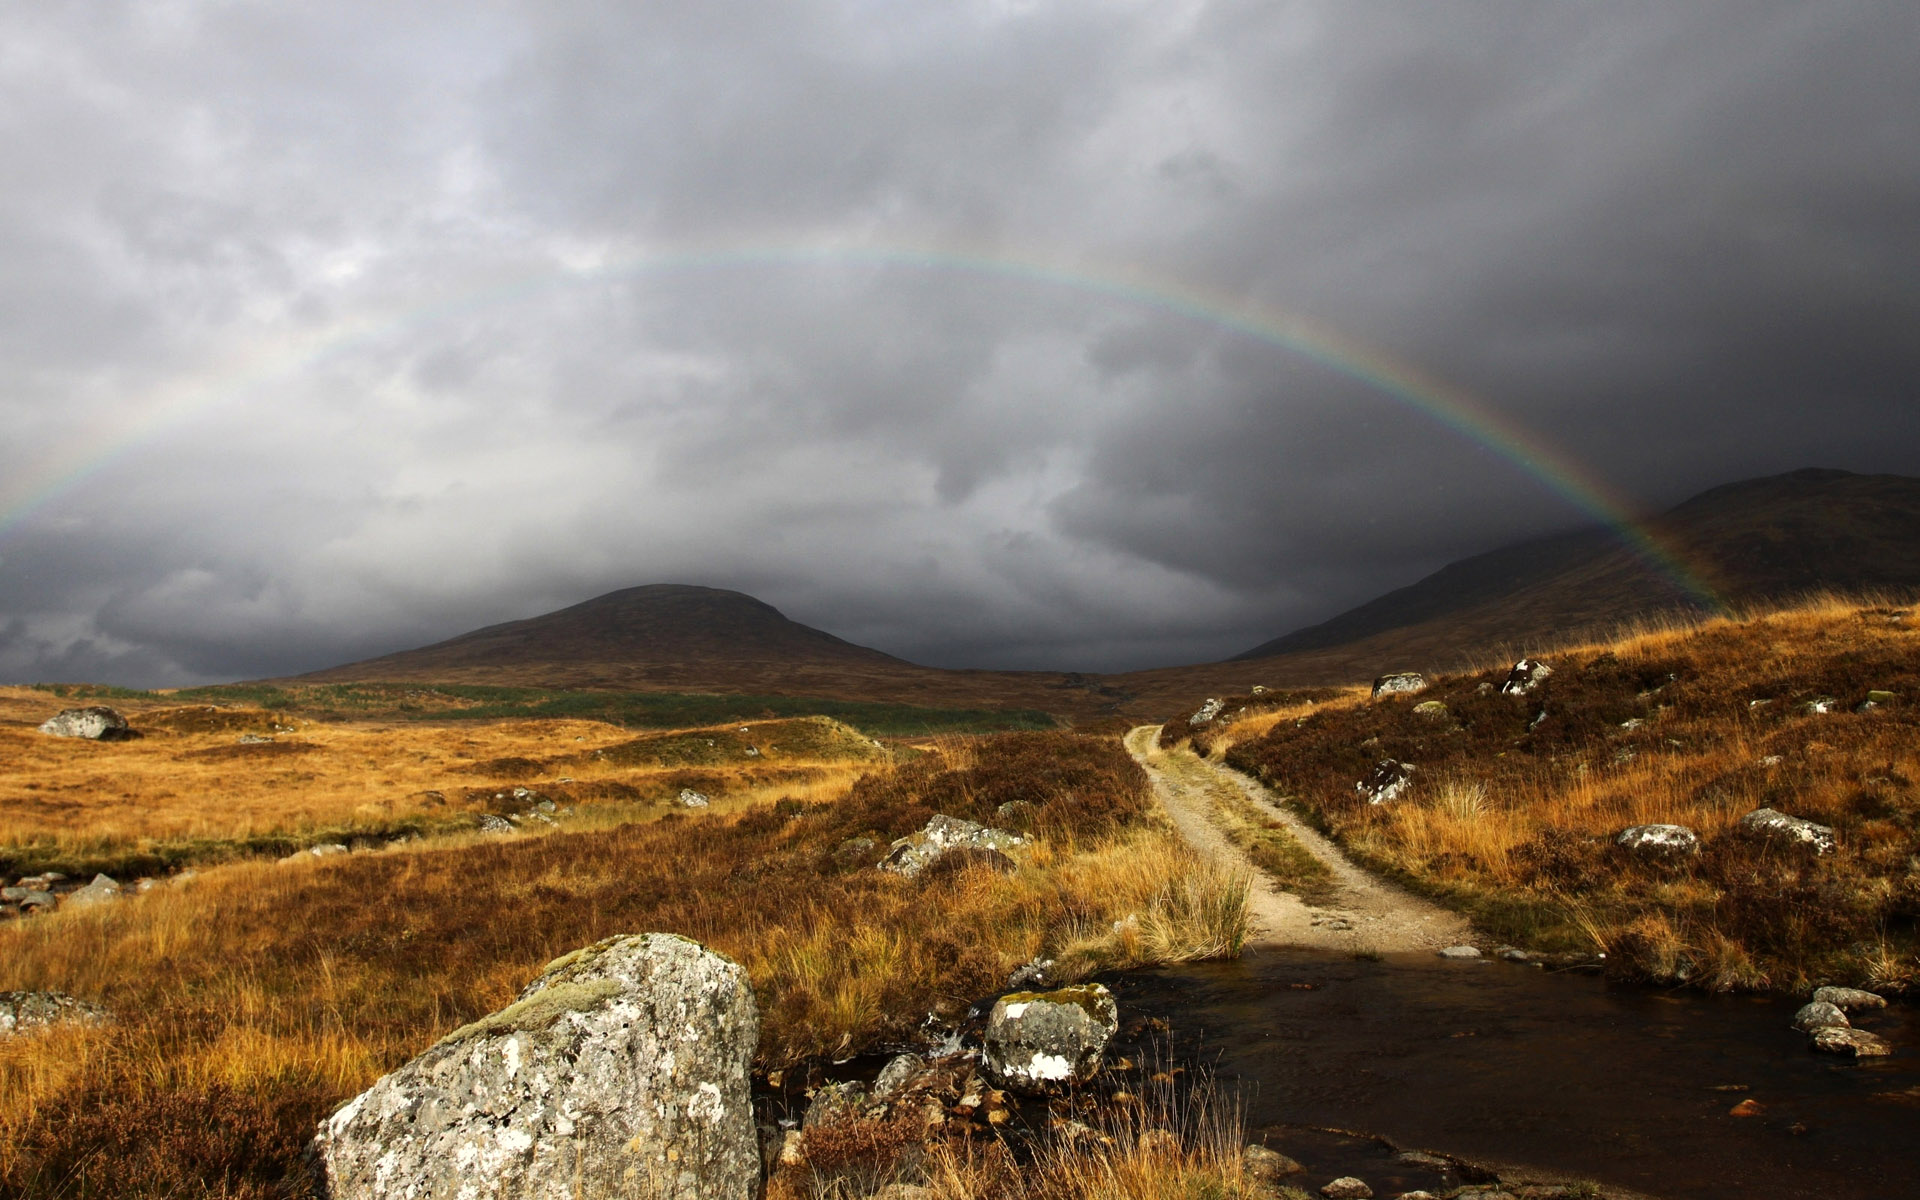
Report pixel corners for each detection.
[1224,467,1920,677]
[296,584,1132,719]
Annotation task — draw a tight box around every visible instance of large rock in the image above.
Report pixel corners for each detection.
[62,874,123,908]
[1355,759,1414,805]
[1371,672,1428,699]
[1790,1000,1849,1032]
[0,991,110,1038]
[314,932,760,1200]
[1813,985,1887,1012]
[1501,659,1553,696]
[1738,808,1837,855]
[879,815,1025,880]
[1190,698,1226,724]
[37,706,131,741]
[981,983,1118,1095]
[1615,824,1700,856]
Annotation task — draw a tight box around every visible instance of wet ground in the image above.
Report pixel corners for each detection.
[1114,949,1920,1200]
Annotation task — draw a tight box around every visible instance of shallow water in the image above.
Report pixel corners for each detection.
[1113,949,1920,1200]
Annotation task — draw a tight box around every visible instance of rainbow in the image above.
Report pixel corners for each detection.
[0,239,1725,611]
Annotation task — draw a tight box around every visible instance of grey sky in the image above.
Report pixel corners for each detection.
[2,1,1917,685]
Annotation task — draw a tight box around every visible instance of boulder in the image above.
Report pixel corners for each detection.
[0,991,110,1037]
[1811,1026,1892,1058]
[1190,698,1226,724]
[1412,700,1450,721]
[1738,808,1837,855]
[678,789,711,808]
[879,815,1025,880]
[37,706,131,741]
[1615,824,1700,856]
[1371,672,1428,699]
[1501,659,1553,696]
[1813,986,1887,1012]
[62,874,122,908]
[1356,759,1415,805]
[981,983,1118,1095]
[1245,1144,1304,1180]
[1790,1001,1849,1032]
[1321,1179,1374,1199]
[871,1053,925,1101]
[314,932,760,1200]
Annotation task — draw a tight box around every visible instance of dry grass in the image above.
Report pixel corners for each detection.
[0,731,1246,1198]
[1214,597,1920,992]
[0,686,883,876]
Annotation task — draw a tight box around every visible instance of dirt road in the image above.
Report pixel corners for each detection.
[1126,725,1471,953]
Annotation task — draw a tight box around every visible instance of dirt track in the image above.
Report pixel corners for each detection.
[1126,725,1471,953]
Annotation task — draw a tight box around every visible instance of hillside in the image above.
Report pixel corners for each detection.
[1115,469,1920,704]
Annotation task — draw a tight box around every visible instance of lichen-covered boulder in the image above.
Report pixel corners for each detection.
[1500,659,1553,696]
[1813,986,1887,1012]
[1371,672,1427,699]
[1739,808,1837,855]
[879,815,1024,880]
[981,983,1118,1095]
[314,932,759,1200]
[1615,824,1700,856]
[1790,1000,1849,1032]
[1412,700,1450,721]
[1190,698,1226,724]
[38,706,131,740]
[0,991,110,1038]
[1355,759,1414,805]
[1811,1026,1892,1057]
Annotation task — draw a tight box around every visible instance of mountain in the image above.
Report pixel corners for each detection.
[296,584,1133,718]
[1223,467,1920,677]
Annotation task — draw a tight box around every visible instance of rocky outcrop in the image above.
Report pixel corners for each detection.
[1371,672,1428,699]
[0,991,110,1037]
[314,932,759,1200]
[1614,824,1700,856]
[1356,759,1414,805]
[981,984,1118,1095]
[38,706,131,740]
[879,815,1025,880]
[1500,659,1552,696]
[1738,807,1837,855]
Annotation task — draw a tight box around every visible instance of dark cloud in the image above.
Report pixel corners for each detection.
[2,1,1918,685]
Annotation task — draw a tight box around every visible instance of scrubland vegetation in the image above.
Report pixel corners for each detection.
[1177,597,1920,993]
[0,727,1245,1198]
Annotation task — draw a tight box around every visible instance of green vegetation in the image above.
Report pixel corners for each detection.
[134,681,1058,735]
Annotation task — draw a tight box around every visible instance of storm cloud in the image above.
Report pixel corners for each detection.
[3,1,1918,685]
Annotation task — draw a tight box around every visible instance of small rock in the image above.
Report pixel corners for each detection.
[37,706,132,740]
[1007,956,1056,990]
[1245,1144,1305,1180]
[1619,718,1646,730]
[1811,1026,1893,1058]
[1397,1193,1440,1200]
[803,1080,868,1129]
[310,843,349,858]
[62,874,122,908]
[1191,698,1226,724]
[0,991,110,1037]
[1729,1098,1765,1117]
[1790,1001,1849,1032]
[1371,673,1428,699]
[1813,986,1887,1012]
[1437,945,1482,959]
[1738,808,1837,855]
[1802,696,1838,714]
[879,815,1024,880]
[1496,948,1536,964]
[1356,759,1415,805]
[1866,689,1897,705]
[236,733,274,744]
[1321,1178,1374,1199]
[474,813,514,834]
[982,983,1118,1095]
[1615,824,1700,856]
[678,789,711,808]
[1501,659,1552,696]
[17,892,55,912]
[871,1053,924,1101]
[1412,700,1450,720]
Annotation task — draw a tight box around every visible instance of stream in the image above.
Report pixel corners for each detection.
[1114,948,1919,1200]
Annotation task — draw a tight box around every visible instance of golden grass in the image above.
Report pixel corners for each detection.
[1218,597,1920,991]
[0,686,881,873]
[0,730,1248,1198]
